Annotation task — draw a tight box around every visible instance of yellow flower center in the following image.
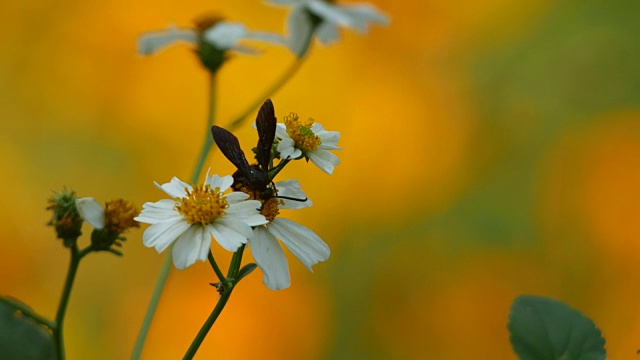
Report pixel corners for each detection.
[260,197,283,222]
[104,199,140,233]
[235,185,283,222]
[284,113,322,152]
[175,185,228,225]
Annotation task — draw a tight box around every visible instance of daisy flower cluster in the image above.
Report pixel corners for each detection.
[136,99,340,290]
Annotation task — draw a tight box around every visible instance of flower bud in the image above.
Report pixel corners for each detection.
[46,188,83,247]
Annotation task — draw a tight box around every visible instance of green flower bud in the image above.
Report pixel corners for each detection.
[46,188,83,247]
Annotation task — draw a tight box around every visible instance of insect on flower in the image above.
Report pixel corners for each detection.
[211,99,306,203]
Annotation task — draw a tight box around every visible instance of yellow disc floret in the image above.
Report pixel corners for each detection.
[260,197,284,222]
[235,185,283,222]
[284,113,322,152]
[104,199,140,233]
[175,185,228,225]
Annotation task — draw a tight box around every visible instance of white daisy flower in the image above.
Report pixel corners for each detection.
[267,0,389,56]
[248,179,330,290]
[134,172,267,270]
[76,197,139,253]
[138,20,285,56]
[276,112,341,174]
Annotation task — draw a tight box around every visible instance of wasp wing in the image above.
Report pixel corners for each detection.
[211,125,252,177]
[255,99,277,172]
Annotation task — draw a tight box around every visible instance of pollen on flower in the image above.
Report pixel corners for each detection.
[234,185,282,222]
[104,199,140,233]
[260,197,283,222]
[284,113,322,152]
[175,185,228,225]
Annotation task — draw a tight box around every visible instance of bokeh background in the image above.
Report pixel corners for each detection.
[2,0,640,358]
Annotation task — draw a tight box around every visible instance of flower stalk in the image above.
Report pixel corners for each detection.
[54,244,92,360]
[184,245,246,359]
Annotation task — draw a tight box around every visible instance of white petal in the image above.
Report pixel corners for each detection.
[250,227,291,290]
[75,197,105,229]
[172,225,209,269]
[341,3,390,26]
[205,173,233,192]
[244,31,287,45]
[204,22,248,50]
[275,123,289,139]
[316,22,339,44]
[307,1,359,29]
[308,149,340,174]
[268,218,330,271]
[230,45,261,55]
[209,218,252,251]
[134,199,177,224]
[154,177,191,198]
[225,199,262,215]
[287,5,315,57]
[274,179,312,209]
[226,192,250,204]
[138,26,197,55]
[142,218,191,253]
[317,129,342,150]
[277,138,298,159]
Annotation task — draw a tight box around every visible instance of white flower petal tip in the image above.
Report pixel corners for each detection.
[203,21,286,52]
[250,227,292,290]
[138,175,264,269]
[137,26,197,56]
[248,217,329,289]
[277,0,389,52]
[76,197,105,229]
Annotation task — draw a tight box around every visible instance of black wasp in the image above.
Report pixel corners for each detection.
[211,99,305,203]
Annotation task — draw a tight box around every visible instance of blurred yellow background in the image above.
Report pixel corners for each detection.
[2,0,640,358]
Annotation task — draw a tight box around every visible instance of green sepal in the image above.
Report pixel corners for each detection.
[0,298,55,359]
[196,38,225,74]
[508,295,606,360]
[237,263,258,282]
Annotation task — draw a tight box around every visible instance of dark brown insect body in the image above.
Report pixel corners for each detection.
[211,99,277,200]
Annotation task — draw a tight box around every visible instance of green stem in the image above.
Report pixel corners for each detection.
[269,158,291,180]
[227,57,308,131]
[207,251,226,282]
[183,245,246,359]
[54,245,91,360]
[131,73,217,360]
[182,286,234,360]
[0,297,55,330]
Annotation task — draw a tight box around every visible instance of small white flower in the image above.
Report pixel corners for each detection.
[138,21,284,56]
[134,172,267,270]
[276,113,341,174]
[268,0,389,56]
[248,179,330,290]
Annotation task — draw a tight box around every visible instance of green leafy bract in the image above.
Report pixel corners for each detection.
[508,295,605,360]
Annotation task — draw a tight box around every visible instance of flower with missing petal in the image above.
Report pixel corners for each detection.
[138,16,284,72]
[267,0,389,56]
[247,179,330,290]
[134,172,267,269]
[76,197,140,254]
[276,112,341,174]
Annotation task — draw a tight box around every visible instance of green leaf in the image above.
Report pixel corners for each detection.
[237,263,258,282]
[0,298,55,359]
[508,295,605,360]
